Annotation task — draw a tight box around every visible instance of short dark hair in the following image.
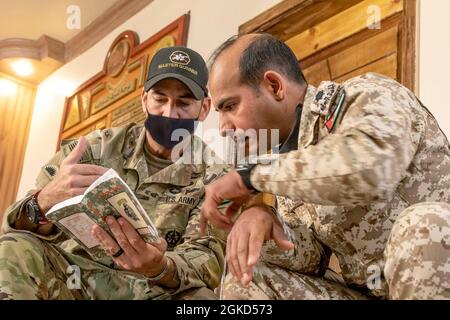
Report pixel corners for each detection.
[208,33,306,90]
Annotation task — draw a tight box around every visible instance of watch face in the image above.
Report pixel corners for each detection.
[26,199,39,224]
[235,164,249,171]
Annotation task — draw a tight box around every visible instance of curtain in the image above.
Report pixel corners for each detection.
[0,74,35,226]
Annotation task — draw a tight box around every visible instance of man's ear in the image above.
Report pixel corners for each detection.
[141,90,149,114]
[262,71,285,101]
[197,97,211,121]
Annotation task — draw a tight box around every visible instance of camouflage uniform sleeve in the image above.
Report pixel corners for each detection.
[165,197,226,294]
[259,202,330,275]
[1,133,102,240]
[1,150,65,240]
[250,77,422,206]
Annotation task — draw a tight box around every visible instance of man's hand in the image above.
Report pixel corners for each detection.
[200,170,253,233]
[226,205,294,286]
[37,136,108,213]
[92,216,168,277]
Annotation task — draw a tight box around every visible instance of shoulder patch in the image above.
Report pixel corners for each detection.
[324,90,346,133]
[43,165,59,179]
[311,81,341,116]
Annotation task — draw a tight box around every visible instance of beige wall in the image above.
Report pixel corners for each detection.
[17,0,281,199]
[17,0,450,199]
[417,0,450,136]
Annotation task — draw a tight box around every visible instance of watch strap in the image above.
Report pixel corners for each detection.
[236,164,257,191]
[28,190,49,225]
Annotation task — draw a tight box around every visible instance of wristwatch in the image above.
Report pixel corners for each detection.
[25,191,49,225]
[235,163,257,192]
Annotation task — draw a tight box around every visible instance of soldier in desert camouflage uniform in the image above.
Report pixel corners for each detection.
[201,34,450,300]
[0,47,227,300]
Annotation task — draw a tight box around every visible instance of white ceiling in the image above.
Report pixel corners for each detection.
[0,0,118,42]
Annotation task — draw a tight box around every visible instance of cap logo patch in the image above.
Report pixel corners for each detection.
[169,51,190,65]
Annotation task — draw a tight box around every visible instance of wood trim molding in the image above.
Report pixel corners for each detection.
[399,0,416,92]
[239,0,364,40]
[299,13,403,69]
[64,0,154,63]
[0,35,65,62]
[0,0,153,65]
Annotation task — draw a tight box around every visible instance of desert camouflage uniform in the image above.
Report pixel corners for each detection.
[222,73,450,300]
[0,123,227,300]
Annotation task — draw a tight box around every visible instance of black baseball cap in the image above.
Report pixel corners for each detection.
[144,46,208,100]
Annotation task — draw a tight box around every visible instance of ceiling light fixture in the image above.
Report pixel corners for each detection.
[11,60,33,77]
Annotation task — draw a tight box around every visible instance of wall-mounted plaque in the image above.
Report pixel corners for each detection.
[63,94,81,131]
[58,14,190,148]
[106,39,130,78]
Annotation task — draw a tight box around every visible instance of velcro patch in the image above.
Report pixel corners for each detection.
[61,139,93,164]
[311,81,341,116]
[43,165,59,179]
[165,230,182,248]
[324,90,346,132]
[158,194,198,206]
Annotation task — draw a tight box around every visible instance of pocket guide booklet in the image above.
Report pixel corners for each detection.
[46,168,159,259]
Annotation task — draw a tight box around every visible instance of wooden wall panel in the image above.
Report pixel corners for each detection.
[301,25,399,87]
[288,1,414,92]
[327,26,398,79]
[302,60,332,88]
[286,0,403,61]
[239,0,416,91]
[239,0,364,41]
[335,52,397,83]
[0,74,35,225]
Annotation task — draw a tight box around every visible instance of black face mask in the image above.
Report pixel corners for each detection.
[144,113,198,149]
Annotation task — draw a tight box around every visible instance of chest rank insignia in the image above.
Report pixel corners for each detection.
[325,90,346,132]
[169,187,182,194]
[165,230,181,248]
[103,129,112,138]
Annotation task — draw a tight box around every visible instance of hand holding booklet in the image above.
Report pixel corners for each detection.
[46,168,159,259]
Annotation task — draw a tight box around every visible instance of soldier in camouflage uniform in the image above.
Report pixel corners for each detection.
[0,47,227,300]
[201,34,450,300]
